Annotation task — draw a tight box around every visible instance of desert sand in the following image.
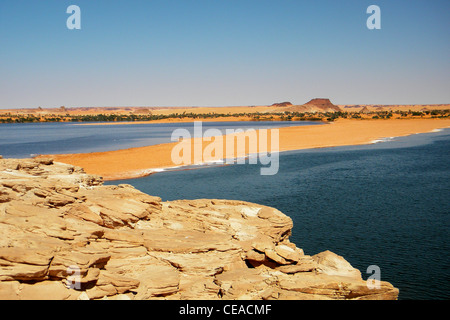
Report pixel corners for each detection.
[44,118,450,181]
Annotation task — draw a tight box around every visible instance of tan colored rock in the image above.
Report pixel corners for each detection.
[251,235,275,253]
[143,229,235,254]
[85,271,140,300]
[312,250,362,279]
[64,203,104,225]
[265,248,289,265]
[48,251,110,279]
[278,272,398,300]
[245,249,266,263]
[46,193,76,207]
[36,157,53,165]
[276,256,317,274]
[19,281,76,300]
[0,264,49,281]
[215,268,274,299]
[0,247,54,266]
[275,244,302,262]
[0,281,20,299]
[133,264,180,299]
[176,276,221,299]
[277,264,311,274]
[0,187,15,203]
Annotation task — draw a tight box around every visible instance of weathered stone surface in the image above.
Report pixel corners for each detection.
[19,281,77,300]
[275,257,317,274]
[265,248,289,265]
[0,158,399,300]
[275,244,302,262]
[0,247,54,266]
[312,250,362,279]
[0,281,20,299]
[0,187,15,203]
[278,272,398,300]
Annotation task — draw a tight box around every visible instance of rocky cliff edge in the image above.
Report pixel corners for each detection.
[0,158,398,300]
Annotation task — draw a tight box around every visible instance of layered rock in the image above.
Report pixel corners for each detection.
[303,98,340,111]
[0,158,398,300]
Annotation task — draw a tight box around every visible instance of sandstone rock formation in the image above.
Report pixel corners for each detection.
[0,158,398,300]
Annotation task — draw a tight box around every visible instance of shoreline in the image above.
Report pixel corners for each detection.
[70,116,276,126]
[39,118,450,181]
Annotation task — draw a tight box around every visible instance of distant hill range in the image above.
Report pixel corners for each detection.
[1,100,448,117]
[271,98,342,113]
[271,102,293,107]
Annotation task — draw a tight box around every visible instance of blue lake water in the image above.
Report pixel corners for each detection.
[108,128,450,300]
[0,121,319,158]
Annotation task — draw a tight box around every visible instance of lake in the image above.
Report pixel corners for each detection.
[0,121,320,158]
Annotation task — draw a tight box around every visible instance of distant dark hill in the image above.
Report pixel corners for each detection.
[271,98,341,113]
[271,102,293,107]
[304,99,340,111]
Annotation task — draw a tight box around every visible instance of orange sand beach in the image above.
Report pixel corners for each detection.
[42,119,450,181]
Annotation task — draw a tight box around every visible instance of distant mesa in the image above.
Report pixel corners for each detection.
[133,108,152,115]
[271,102,293,107]
[271,98,341,113]
[304,98,339,110]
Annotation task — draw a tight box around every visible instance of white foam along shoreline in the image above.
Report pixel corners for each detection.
[370,137,396,144]
[119,151,281,180]
[114,127,450,180]
[369,126,449,144]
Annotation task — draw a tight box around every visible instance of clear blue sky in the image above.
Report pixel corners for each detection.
[0,0,449,108]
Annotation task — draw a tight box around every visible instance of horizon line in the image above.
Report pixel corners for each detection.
[1,103,450,111]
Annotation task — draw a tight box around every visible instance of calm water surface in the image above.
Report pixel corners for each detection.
[0,121,319,158]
